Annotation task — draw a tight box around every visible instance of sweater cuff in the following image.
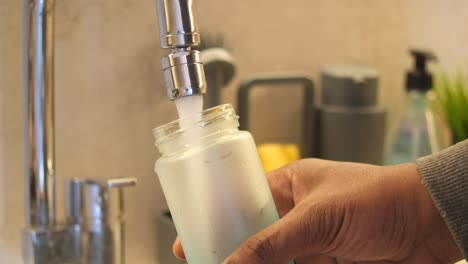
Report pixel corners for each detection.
[417,140,468,258]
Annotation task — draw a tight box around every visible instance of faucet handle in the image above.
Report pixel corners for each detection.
[66,177,137,226]
[107,178,137,189]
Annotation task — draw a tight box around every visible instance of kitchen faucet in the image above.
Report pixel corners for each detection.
[22,0,205,263]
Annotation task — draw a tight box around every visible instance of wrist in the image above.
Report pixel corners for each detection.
[391,163,463,263]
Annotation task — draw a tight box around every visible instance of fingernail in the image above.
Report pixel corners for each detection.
[222,256,233,264]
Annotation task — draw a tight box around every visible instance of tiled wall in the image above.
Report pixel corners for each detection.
[1,0,467,263]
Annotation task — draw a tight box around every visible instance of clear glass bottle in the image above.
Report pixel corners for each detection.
[386,50,437,165]
[153,104,280,264]
[387,90,432,164]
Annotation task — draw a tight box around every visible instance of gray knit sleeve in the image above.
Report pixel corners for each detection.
[417,139,468,258]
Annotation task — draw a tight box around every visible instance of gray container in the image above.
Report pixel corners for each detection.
[316,65,386,164]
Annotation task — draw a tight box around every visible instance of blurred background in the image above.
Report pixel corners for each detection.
[0,0,467,263]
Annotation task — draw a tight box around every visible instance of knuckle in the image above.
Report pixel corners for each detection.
[242,235,276,263]
[282,161,301,181]
[298,201,344,251]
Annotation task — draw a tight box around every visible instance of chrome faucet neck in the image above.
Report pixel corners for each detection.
[23,0,56,228]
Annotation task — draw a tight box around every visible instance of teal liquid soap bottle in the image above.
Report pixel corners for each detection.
[386,50,437,165]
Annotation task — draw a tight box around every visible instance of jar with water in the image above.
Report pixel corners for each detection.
[153,104,280,263]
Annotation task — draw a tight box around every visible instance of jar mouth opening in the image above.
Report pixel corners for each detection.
[153,104,238,146]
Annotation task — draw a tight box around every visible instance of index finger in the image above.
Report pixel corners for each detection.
[266,164,297,217]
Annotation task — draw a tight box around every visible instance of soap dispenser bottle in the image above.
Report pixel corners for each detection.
[386,50,436,164]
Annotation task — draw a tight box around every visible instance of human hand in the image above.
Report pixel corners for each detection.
[173,159,462,264]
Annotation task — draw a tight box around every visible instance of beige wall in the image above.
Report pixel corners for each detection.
[1,0,467,263]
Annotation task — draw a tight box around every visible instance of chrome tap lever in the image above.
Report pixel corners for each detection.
[107,178,137,189]
[66,177,137,264]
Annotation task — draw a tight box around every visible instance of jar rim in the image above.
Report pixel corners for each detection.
[153,104,238,146]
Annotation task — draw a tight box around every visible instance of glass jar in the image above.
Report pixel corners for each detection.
[153,104,280,263]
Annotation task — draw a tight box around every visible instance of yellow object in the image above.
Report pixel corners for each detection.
[257,144,301,172]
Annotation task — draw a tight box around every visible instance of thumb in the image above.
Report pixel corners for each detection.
[223,201,333,264]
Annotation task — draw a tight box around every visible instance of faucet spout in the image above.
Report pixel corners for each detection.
[23,0,56,228]
[155,0,207,100]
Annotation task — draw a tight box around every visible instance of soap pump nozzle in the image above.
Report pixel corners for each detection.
[406,49,437,92]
